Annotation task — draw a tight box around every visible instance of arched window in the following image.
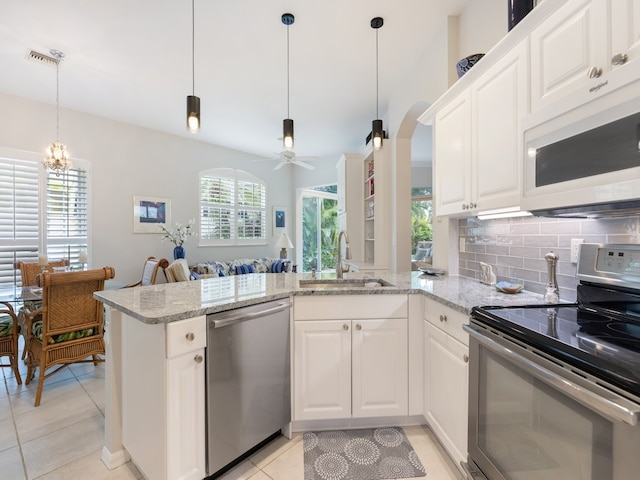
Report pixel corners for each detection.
[199,168,266,245]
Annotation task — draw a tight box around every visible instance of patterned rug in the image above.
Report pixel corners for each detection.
[303,427,426,480]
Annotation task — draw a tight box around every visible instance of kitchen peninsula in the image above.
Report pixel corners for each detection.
[95,271,545,480]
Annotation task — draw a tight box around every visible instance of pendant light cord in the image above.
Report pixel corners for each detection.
[55,60,60,140]
[286,23,290,118]
[191,0,195,95]
[375,27,379,119]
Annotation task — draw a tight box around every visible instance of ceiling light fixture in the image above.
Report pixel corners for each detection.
[371,17,384,151]
[186,0,200,133]
[282,13,295,150]
[42,49,71,176]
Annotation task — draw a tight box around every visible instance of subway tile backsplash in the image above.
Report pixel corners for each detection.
[458,215,640,300]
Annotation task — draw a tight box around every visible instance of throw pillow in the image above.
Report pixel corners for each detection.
[235,264,255,275]
[270,260,286,273]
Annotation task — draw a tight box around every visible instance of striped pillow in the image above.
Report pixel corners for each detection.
[270,260,286,273]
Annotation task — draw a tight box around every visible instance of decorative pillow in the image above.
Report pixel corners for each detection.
[167,259,191,282]
[270,260,286,273]
[0,314,18,337]
[252,258,270,273]
[235,264,255,275]
[32,320,96,345]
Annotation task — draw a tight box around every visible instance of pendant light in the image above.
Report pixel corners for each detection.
[42,49,71,176]
[186,0,200,133]
[371,17,384,151]
[282,13,295,150]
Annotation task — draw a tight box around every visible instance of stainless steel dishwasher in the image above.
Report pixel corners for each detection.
[206,299,291,477]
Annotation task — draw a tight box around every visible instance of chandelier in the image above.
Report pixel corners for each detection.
[42,49,71,176]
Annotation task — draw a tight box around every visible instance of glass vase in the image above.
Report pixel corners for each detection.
[173,245,185,260]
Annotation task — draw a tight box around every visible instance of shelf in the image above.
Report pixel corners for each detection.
[366,216,375,221]
[365,238,375,242]
[365,194,375,201]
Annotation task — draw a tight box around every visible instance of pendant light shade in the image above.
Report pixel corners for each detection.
[186,0,200,133]
[371,17,384,151]
[282,13,295,150]
[42,49,71,176]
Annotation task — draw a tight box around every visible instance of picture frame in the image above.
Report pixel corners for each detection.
[273,206,286,235]
[133,195,171,234]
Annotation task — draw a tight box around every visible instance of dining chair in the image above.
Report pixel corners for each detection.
[16,259,69,361]
[24,266,116,406]
[0,301,22,384]
[125,256,169,287]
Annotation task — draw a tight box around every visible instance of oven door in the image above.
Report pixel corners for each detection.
[463,322,640,480]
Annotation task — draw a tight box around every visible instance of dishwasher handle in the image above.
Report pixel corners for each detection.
[211,302,290,328]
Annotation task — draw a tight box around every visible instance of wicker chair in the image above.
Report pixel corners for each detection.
[125,256,169,287]
[24,266,115,406]
[0,301,22,384]
[16,259,69,361]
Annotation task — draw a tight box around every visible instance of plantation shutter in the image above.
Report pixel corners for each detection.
[0,158,39,295]
[45,167,88,265]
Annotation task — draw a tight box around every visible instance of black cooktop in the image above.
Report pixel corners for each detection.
[471,303,640,399]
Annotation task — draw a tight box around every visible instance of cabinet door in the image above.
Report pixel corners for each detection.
[433,91,471,216]
[166,348,206,480]
[352,318,408,418]
[294,320,351,420]
[472,43,527,212]
[611,0,640,65]
[530,0,608,112]
[424,321,469,467]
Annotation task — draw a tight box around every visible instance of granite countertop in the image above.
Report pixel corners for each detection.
[95,271,551,324]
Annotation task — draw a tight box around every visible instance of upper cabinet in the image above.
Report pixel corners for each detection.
[531,0,640,115]
[433,43,527,216]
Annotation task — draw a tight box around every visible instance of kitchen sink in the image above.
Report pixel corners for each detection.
[298,278,395,289]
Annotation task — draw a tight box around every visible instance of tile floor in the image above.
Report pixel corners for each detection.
[1,340,464,480]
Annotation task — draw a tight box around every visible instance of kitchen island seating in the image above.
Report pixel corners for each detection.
[125,256,169,287]
[0,301,22,384]
[23,266,116,406]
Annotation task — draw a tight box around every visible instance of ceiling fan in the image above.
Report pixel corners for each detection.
[255,150,317,170]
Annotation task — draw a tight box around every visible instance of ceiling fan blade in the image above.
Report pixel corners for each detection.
[273,161,286,170]
[293,160,314,170]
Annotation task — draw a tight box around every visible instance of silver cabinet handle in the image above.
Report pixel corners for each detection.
[439,314,447,322]
[462,204,468,210]
[463,354,469,363]
[587,66,603,78]
[355,324,362,331]
[612,53,628,66]
[185,332,195,341]
[470,202,477,209]
[194,354,203,364]
[343,324,349,331]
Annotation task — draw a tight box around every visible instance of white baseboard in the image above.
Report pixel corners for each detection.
[101,446,130,470]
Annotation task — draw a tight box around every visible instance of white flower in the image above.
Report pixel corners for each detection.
[160,219,197,246]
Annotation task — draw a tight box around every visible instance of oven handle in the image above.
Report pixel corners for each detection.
[464,323,640,426]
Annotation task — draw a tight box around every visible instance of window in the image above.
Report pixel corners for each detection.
[299,185,338,273]
[411,187,433,257]
[0,148,89,300]
[199,168,266,245]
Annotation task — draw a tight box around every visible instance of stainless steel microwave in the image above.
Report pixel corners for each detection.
[522,83,640,218]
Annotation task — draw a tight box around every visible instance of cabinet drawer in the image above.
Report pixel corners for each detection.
[294,295,407,321]
[166,315,206,359]
[423,297,469,346]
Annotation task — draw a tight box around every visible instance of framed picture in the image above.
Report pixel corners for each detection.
[273,206,286,235]
[133,195,171,233]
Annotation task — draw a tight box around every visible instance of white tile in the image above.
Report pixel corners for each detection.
[216,459,261,480]
[21,413,104,479]
[0,446,26,479]
[247,471,272,480]
[0,394,12,422]
[34,449,141,480]
[0,417,18,451]
[261,439,304,480]
[9,375,84,415]
[249,433,302,469]
[406,426,463,480]
[14,389,102,443]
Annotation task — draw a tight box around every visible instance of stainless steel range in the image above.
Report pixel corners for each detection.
[463,243,640,480]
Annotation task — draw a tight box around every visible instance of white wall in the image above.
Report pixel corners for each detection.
[0,93,296,284]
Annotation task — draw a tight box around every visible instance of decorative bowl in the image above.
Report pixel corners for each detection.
[495,281,523,294]
[456,53,485,78]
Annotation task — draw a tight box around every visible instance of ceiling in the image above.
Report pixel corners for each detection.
[0,0,469,162]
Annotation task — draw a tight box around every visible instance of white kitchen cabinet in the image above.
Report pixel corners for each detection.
[122,315,206,480]
[434,43,526,216]
[531,0,640,114]
[423,298,469,467]
[293,295,408,421]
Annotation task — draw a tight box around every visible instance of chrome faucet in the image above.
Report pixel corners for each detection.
[336,230,352,279]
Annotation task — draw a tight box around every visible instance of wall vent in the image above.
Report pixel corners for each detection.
[25,49,60,67]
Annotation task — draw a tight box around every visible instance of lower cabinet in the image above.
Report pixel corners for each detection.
[122,315,206,480]
[423,299,469,468]
[293,295,408,421]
